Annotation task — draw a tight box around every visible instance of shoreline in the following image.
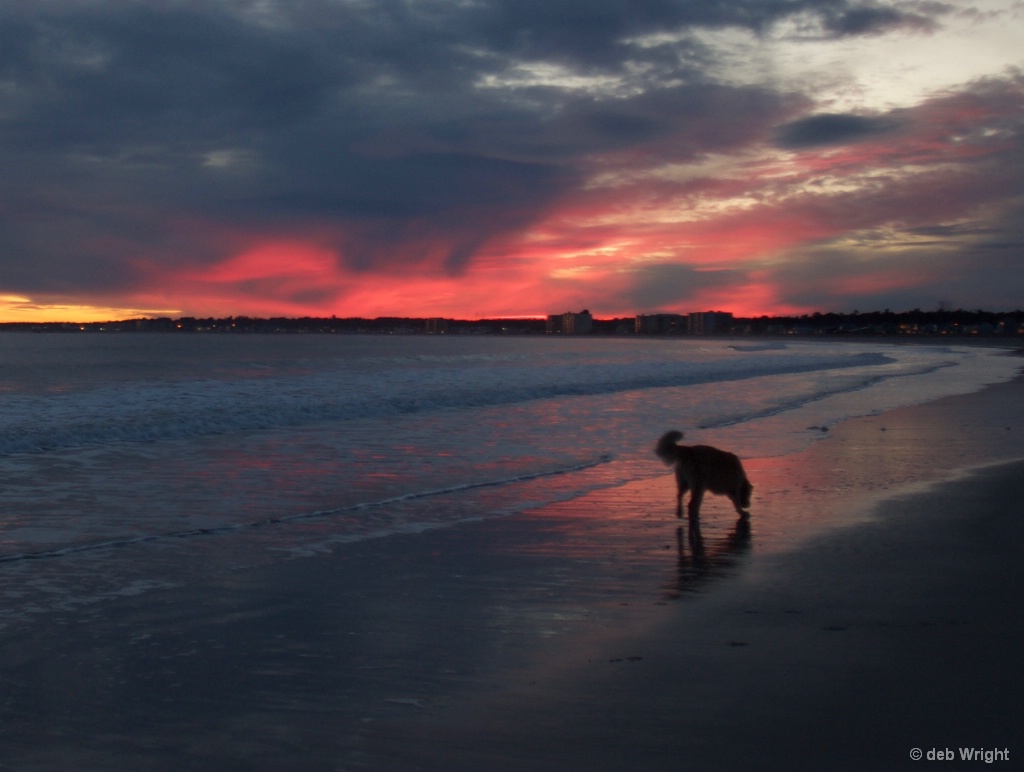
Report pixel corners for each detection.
[1,375,1022,770]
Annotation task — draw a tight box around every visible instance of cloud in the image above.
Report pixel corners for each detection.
[766,240,1024,313]
[0,0,1017,318]
[624,263,747,310]
[819,4,939,36]
[774,113,902,148]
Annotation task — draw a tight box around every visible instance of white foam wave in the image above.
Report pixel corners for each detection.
[0,350,895,456]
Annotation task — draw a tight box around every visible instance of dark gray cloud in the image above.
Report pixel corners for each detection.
[819,4,938,35]
[774,113,902,148]
[0,6,338,151]
[469,0,938,57]
[625,263,745,310]
[772,248,1024,313]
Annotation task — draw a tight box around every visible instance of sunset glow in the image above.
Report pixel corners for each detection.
[0,296,180,325]
[1,1,1022,321]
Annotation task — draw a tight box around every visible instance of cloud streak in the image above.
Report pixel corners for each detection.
[0,0,1021,320]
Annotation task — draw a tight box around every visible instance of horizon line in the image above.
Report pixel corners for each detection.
[1,307,1023,328]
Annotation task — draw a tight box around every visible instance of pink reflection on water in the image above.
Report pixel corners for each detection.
[483,392,1015,609]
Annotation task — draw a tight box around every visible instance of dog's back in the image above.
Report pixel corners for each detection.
[682,444,752,507]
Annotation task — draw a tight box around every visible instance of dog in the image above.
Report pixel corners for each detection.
[655,430,752,521]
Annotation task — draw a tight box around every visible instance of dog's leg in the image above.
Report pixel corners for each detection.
[686,486,705,521]
[674,468,689,519]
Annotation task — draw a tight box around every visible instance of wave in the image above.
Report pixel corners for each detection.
[728,343,789,352]
[1,351,894,455]
[699,360,956,430]
[0,350,896,456]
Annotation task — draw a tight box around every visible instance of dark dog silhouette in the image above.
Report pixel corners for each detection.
[655,430,752,520]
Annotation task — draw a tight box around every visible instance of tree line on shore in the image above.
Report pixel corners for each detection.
[1,307,1021,336]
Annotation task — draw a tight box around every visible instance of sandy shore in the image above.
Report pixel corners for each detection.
[1,372,1022,770]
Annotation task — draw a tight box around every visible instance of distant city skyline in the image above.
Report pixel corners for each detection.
[3,306,1020,339]
[1,1,1023,323]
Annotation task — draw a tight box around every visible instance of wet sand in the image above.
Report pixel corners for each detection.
[1,373,1023,770]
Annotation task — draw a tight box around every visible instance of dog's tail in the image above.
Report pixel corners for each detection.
[655,430,684,466]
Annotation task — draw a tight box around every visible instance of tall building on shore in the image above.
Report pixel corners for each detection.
[635,313,686,334]
[546,309,593,334]
[635,311,733,334]
[687,311,734,335]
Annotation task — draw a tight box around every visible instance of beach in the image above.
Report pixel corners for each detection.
[1,370,1022,770]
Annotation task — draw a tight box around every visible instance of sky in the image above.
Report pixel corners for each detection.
[1,0,1022,322]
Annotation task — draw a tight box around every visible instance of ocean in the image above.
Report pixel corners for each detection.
[0,333,1018,627]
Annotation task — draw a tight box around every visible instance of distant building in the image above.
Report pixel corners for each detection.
[563,309,593,334]
[547,309,593,334]
[134,317,177,332]
[425,318,450,334]
[635,314,687,335]
[687,311,734,335]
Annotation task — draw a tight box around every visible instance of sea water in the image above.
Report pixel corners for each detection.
[0,333,1018,623]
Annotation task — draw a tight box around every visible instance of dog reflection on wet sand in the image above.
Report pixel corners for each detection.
[655,430,753,521]
[668,516,751,598]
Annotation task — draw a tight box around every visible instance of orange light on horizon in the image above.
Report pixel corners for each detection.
[0,294,180,324]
